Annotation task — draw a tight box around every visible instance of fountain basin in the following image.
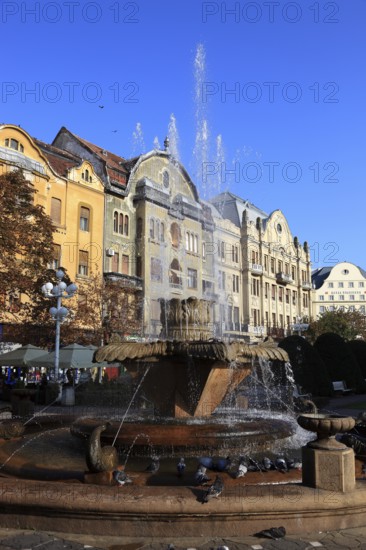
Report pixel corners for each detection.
[297,414,356,450]
[70,416,295,456]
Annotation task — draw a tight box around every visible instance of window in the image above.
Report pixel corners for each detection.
[349,305,355,312]
[119,214,123,234]
[285,289,290,304]
[291,265,296,281]
[122,255,129,275]
[264,255,268,271]
[169,259,182,286]
[350,295,355,301]
[251,277,259,296]
[170,223,180,247]
[218,271,226,290]
[150,218,155,239]
[328,282,334,288]
[319,295,324,301]
[278,287,283,302]
[112,252,119,272]
[49,244,61,270]
[303,293,309,307]
[160,222,165,242]
[278,260,283,273]
[151,258,162,282]
[163,171,169,187]
[338,282,344,288]
[359,282,365,288]
[136,257,142,278]
[185,233,190,251]
[329,295,334,301]
[221,241,225,261]
[5,138,24,153]
[264,282,269,299]
[51,197,61,225]
[349,282,354,288]
[320,306,325,313]
[271,285,276,300]
[270,258,275,274]
[292,290,297,305]
[188,268,197,289]
[361,295,365,301]
[113,212,118,233]
[360,306,365,313]
[80,207,90,231]
[202,242,206,259]
[234,307,239,325]
[194,235,198,254]
[124,215,129,236]
[340,295,344,301]
[233,274,239,293]
[78,250,89,276]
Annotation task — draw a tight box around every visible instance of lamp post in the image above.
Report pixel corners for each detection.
[41,269,77,381]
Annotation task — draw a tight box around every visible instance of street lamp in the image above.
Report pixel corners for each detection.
[41,269,77,381]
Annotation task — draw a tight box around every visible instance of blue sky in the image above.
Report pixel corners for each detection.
[1,1,365,269]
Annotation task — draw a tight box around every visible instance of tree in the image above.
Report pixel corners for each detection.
[279,335,332,396]
[22,270,144,348]
[0,170,55,324]
[314,332,366,393]
[308,310,366,342]
[348,340,366,379]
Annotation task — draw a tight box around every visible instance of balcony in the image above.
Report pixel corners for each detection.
[302,281,312,290]
[249,263,263,275]
[104,272,143,290]
[276,272,293,285]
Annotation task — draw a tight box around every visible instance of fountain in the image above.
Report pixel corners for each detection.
[0,298,365,538]
[70,298,294,457]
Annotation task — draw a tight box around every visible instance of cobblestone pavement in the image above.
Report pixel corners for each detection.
[2,526,366,550]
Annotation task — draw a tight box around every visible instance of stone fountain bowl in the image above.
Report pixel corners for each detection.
[297,413,355,450]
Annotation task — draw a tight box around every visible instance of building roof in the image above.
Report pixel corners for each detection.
[209,191,268,227]
[311,267,332,289]
[312,263,366,289]
[34,139,82,177]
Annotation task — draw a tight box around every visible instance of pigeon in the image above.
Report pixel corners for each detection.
[213,456,231,472]
[233,456,248,478]
[98,105,104,108]
[113,469,132,487]
[199,456,214,469]
[248,457,263,472]
[177,457,186,477]
[202,475,224,503]
[195,464,211,486]
[262,457,274,471]
[145,456,160,474]
[274,457,288,473]
[254,526,286,539]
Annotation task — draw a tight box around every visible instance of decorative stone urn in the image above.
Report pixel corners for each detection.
[298,413,356,450]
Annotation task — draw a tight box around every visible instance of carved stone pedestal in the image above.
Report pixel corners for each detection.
[302,446,355,492]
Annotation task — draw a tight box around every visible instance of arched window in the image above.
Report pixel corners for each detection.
[169,258,182,286]
[170,223,180,248]
[156,220,160,240]
[194,235,198,254]
[189,233,194,252]
[5,138,24,153]
[85,169,89,181]
[163,171,169,188]
[119,213,123,234]
[124,215,129,236]
[185,232,190,251]
[160,222,165,242]
[113,211,118,233]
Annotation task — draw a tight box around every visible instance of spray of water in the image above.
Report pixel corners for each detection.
[153,136,161,150]
[131,122,145,156]
[167,113,180,161]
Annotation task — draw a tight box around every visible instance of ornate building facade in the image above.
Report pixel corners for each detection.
[0,124,312,343]
[312,262,366,318]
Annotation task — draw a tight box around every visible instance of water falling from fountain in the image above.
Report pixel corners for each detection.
[193,43,211,199]
[167,113,180,161]
[131,122,145,156]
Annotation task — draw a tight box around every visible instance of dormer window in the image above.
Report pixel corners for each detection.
[4,138,24,153]
[163,171,169,188]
